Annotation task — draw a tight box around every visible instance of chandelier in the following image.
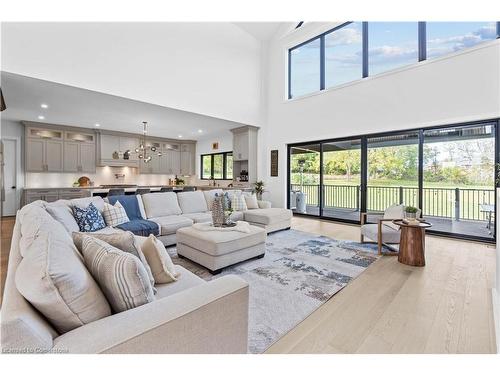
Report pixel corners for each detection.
[135,121,162,163]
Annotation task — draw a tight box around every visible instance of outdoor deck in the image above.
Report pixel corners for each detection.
[293,206,494,239]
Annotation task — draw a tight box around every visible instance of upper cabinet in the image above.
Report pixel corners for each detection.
[233,131,249,161]
[25,127,64,172]
[180,143,195,176]
[231,125,259,184]
[98,134,139,167]
[25,125,96,173]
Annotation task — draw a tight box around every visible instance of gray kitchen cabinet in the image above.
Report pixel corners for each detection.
[26,137,63,172]
[23,188,90,207]
[65,142,96,173]
[180,143,195,175]
[98,134,139,167]
[233,131,249,161]
[26,138,45,172]
[160,149,180,175]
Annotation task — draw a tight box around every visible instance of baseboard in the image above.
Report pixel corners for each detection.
[492,288,500,353]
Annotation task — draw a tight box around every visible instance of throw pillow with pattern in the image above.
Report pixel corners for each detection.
[102,201,130,227]
[231,193,248,211]
[73,202,106,232]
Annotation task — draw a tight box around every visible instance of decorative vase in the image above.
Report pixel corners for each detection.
[405,211,418,223]
[211,195,225,227]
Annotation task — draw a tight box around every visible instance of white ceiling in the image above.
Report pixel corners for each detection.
[1,72,245,140]
[1,22,263,125]
[234,22,283,41]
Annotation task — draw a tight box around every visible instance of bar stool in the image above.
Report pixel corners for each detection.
[108,188,125,196]
[135,188,150,195]
[182,186,196,192]
[159,187,173,192]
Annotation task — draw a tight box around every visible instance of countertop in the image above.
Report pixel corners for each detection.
[23,185,251,192]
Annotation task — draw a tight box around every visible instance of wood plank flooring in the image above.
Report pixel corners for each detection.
[0,214,496,353]
[265,216,497,354]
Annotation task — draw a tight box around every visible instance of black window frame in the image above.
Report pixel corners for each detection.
[287,118,500,244]
[200,151,233,180]
[288,21,500,99]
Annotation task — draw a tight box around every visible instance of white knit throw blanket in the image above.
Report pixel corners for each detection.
[192,221,251,233]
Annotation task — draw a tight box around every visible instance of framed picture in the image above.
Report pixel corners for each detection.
[212,142,219,150]
[270,150,278,177]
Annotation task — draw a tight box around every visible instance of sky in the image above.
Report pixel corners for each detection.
[290,21,497,98]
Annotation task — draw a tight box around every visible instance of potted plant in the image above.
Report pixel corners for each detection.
[404,206,419,223]
[253,180,265,200]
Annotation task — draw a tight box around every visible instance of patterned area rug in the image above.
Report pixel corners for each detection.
[167,229,380,353]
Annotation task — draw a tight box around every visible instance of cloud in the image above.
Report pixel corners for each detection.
[325,26,362,47]
[427,22,496,53]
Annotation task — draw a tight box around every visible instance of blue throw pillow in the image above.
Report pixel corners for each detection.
[73,202,106,232]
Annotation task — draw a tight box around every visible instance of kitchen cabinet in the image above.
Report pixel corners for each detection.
[23,188,90,207]
[233,131,249,161]
[64,141,96,173]
[180,143,195,175]
[98,134,139,167]
[231,125,259,184]
[26,137,64,172]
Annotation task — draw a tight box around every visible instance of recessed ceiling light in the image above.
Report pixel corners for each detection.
[95,123,100,127]
[178,135,183,138]
[38,115,45,120]
[197,129,203,133]
[40,103,48,109]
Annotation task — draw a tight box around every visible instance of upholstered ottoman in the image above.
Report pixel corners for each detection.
[243,208,292,233]
[176,224,267,274]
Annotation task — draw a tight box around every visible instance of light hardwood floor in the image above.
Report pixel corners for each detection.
[0,215,496,353]
[266,216,497,354]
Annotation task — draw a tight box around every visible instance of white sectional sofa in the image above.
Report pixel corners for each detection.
[1,201,249,354]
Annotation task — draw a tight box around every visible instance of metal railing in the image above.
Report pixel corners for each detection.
[290,184,495,221]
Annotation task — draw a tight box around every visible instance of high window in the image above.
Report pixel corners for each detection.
[288,22,500,99]
[200,152,233,180]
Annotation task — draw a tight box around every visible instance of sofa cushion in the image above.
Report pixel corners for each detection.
[141,192,182,218]
[72,231,156,290]
[102,201,129,227]
[244,194,259,209]
[231,193,247,211]
[115,219,160,237]
[361,223,401,244]
[155,266,205,299]
[73,203,106,232]
[383,204,405,230]
[182,212,213,223]
[15,231,111,334]
[149,215,193,235]
[82,236,155,313]
[107,195,143,221]
[176,225,266,256]
[137,234,178,284]
[203,189,224,210]
[177,191,209,214]
[244,208,293,225]
[45,203,80,233]
[229,211,244,222]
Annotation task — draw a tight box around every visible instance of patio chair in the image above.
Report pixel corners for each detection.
[360,204,421,255]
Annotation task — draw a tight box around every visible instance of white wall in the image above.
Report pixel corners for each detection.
[1,23,262,125]
[0,119,25,194]
[263,29,500,208]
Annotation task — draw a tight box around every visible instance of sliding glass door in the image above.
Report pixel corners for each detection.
[366,132,420,218]
[321,139,362,221]
[289,143,321,216]
[423,123,496,239]
[287,120,498,242]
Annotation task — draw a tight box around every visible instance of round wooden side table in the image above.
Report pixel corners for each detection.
[392,219,432,267]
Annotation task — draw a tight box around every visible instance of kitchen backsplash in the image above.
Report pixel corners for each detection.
[25,166,196,188]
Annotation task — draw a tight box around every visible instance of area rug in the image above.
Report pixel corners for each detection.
[167,229,380,353]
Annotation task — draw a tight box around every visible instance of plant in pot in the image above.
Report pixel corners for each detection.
[404,206,419,223]
[253,180,265,200]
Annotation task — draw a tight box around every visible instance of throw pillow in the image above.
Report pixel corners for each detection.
[73,202,106,232]
[102,201,130,227]
[244,193,259,209]
[81,236,155,313]
[45,203,80,233]
[15,232,111,334]
[231,193,248,211]
[72,231,156,291]
[140,234,178,284]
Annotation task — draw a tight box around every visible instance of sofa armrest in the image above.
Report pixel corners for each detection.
[52,275,249,354]
[257,200,272,209]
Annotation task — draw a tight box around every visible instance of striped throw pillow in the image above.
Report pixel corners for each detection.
[102,201,129,227]
[81,236,155,313]
[231,193,248,211]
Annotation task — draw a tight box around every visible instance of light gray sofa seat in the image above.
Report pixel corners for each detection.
[149,215,193,235]
[177,191,209,214]
[182,212,213,223]
[155,265,205,299]
[244,208,292,233]
[1,202,250,354]
[360,223,401,244]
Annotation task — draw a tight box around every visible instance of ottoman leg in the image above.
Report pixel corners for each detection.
[209,268,222,275]
[177,253,185,259]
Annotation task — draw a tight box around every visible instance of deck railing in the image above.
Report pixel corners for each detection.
[290,184,495,221]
